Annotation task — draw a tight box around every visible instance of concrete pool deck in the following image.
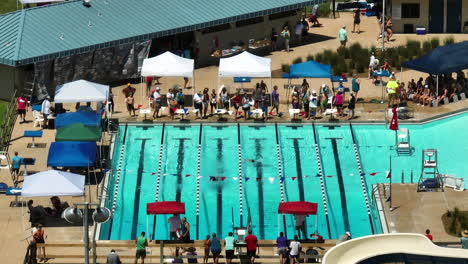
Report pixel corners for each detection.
[0,12,468,263]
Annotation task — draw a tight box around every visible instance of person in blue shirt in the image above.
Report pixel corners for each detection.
[11,152,22,184]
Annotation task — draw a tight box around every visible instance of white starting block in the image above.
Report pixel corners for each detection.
[324,109,337,115]
[175,109,189,119]
[289,109,300,119]
[251,109,264,119]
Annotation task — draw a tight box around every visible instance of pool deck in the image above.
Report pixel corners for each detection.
[380,184,467,243]
[0,12,468,263]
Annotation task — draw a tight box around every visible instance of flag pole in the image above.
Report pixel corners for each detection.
[389,155,393,211]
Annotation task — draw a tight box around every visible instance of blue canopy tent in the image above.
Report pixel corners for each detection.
[47,141,97,167]
[55,112,101,128]
[402,41,468,97]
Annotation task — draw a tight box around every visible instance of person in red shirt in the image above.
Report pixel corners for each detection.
[17,95,28,123]
[425,229,433,241]
[245,229,258,264]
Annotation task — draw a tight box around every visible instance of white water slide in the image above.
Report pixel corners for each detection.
[322,233,468,264]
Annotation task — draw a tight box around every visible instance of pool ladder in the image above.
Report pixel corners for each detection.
[349,123,375,234]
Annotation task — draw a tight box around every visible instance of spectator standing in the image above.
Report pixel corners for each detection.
[122,83,136,97]
[203,235,211,264]
[242,93,252,120]
[145,76,153,95]
[135,232,148,264]
[387,77,399,106]
[271,28,278,51]
[125,93,136,116]
[33,224,47,263]
[11,152,22,185]
[309,4,320,26]
[167,214,181,240]
[302,88,310,119]
[210,233,221,264]
[41,96,51,128]
[17,95,28,123]
[308,90,318,120]
[276,232,288,264]
[108,90,115,113]
[295,214,307,239]
[461,230,468,248]
[245,229,258,264]
[106,249,122,264]
[348,91,356,120]
[231,92,242,120]
[225,232,235,264]
[425,229,433,241]
[368,53,377,79]
[220,86,230,110]
[289,235,301,264]
[202,88,210,119]
[336,231,351,245]
[260,89,269,121]
[301,18,309,36]
[210,89,217,114]
[271,86,280,116]
[352,9,361,33]
[334,91,344,117]
[193,91,204,119]
[181,217,190,242]
[176,89,185,109]
[152,87,162,118]
[337,81,346,102]
[281,26,291,52]
[339,26,347,47]
[351,74,360,98]
[294,21,304,45]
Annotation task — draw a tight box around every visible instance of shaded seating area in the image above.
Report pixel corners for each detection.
[55,112,102,128]
[47,141,97,168]
[55,123,102,142]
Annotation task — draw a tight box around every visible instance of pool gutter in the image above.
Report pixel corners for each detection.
[372,184,389,234]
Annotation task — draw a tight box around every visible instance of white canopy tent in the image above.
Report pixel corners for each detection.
[54,80,109,103]
[140,51,195,106]
[21,170,85,198]
[218,51,272,106]
[141,51,194,78]
[218,51,272,78]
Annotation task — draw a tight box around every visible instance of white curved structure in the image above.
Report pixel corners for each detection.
[322,233,468,264]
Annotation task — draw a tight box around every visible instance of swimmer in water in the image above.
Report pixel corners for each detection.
[244,159,262,163]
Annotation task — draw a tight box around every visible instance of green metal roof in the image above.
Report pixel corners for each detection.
[0,0,322,67]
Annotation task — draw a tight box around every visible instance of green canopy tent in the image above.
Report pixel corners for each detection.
[55,123,102,142]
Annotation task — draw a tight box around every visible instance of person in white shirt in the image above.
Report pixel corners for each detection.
[308,90,318,120]
[294,21,304,45]
[289,235,301,264]
[167,214,182,240]
[368,52,376,79]
[41,96,51,128]
[193,91,203,119]
[152,87,162,118]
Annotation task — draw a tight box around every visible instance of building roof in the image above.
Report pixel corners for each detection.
[0,0,321,66]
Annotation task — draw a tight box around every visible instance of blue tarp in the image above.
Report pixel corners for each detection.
[55,112,101,128]
[286,61,332,79]
[401,41,468,74]
[47,141,97,167]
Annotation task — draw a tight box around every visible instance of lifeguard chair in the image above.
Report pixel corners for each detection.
[396,128,411,155]
[417,149,444,192]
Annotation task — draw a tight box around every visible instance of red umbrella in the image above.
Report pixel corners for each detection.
[389,107,398,131]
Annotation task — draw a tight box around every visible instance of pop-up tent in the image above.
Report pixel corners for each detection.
[283,61,332,79]
[47,141,96,167]
[146,201,186,215]
[141,51,194,77]
[54,80,109,103]
[55,112,101,128]
[21,170,85,197]
[278,201,318,215]
[218,51,271,77]
[56,123,102,142]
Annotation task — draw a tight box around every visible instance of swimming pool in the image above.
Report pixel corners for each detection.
[99,113,468,240]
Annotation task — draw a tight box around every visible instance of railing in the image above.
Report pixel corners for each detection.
[0,90,18,152]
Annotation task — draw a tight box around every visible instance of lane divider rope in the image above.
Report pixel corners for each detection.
[196,144,201,216]
[238,144,243,217]
[315,144,329,216]
[353,143,372,216]
[276,144,285,202]
[155,144,164,202]
[111,144,125,215]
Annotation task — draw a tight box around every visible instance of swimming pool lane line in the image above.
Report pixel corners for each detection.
[195,123,202,240]
[254,139,266,238]
[349,123,375,234]
[275,123,287,237]
[152,123,166,240]
[292,139,306,202]
[237,123,244,226]
[312,123,332,239]
[108,123,129,240]
[215,137,224,237]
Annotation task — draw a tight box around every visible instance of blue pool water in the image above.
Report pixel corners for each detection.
[100,113,468,240]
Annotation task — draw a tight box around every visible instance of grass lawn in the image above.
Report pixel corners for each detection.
[0,100,9,126]
[0,0,19,14]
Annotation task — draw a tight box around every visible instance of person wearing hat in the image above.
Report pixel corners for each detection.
[348,91,356,120]
[122,83,136,97]
[351,74,360,98]
[152,87,162,118]
[336,231,351,245]
[461,230,468,248]
[339,25,347,47]
[308,90,318,120]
